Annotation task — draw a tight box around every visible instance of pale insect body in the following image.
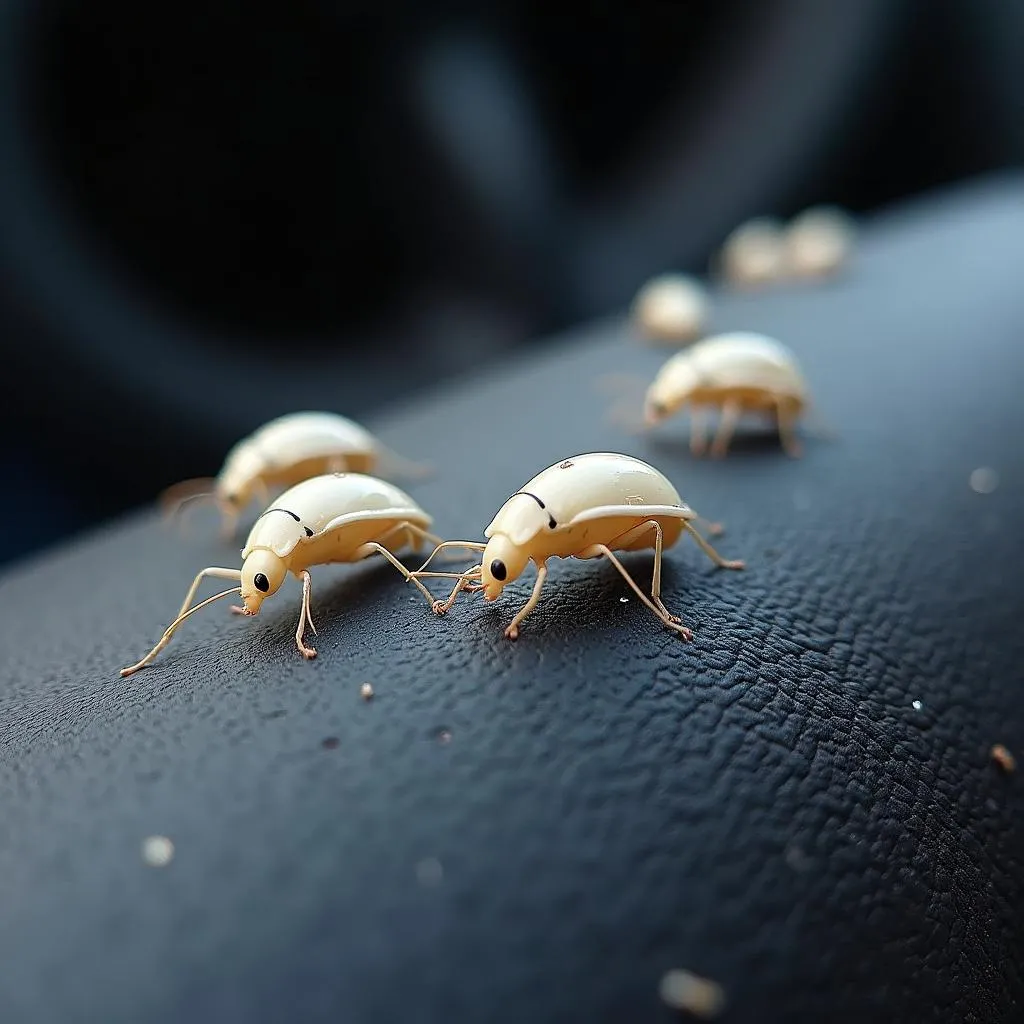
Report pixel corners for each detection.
[413,453,744,641]
[782,206,856,279]
[122,473,467,676]
[644,332,810,458]
[631,272,709,344]
[717,217,786,288]
[163,412,426,536]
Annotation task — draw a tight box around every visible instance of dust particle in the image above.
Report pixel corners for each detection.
[969,467,999,494]
[784,843,812,872]
[141,835,175,868]
[991,744,1016,774]
[361,683,374,700]
[322,736,340,750]
[437,728,452,745]
[620,596,629,604]
[658,969,725,1018]
[911,699,923,712]
[415,857,444,886]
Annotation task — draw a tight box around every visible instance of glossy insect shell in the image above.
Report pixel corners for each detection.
[485,453,694,549]
[242,472,430,564]
[632,272,708,342]
[648,332,807,406]
[219,412,378,501]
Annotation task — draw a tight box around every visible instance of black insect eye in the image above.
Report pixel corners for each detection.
[489,559,507,581]
[253,572,270,592]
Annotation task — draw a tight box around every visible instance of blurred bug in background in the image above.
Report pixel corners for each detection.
[1,0,1022,567]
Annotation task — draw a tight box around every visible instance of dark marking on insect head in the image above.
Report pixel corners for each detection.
[512,491,557,528]
[304,526,314,537]
[559,460,574,469]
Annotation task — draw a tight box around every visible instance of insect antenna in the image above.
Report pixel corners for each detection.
[373,442,433,482]
[160,478,217,522]
[592,373,649,435]
[120,586,241,677]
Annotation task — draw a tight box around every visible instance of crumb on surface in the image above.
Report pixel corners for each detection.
[415,857,444,886]
[141,835,175,868]
[911,699,923,712]
[658,969,725,1018]
[991,744,1016,774]
[969,467,999,494]
[361,683,374,700]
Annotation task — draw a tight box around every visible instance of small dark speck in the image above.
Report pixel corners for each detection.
[137,770,161,783]
[261,709,288,720]
[764,548,780,560]
[322,737,340,750]
[559,460,574,469]
[785,844,813,872]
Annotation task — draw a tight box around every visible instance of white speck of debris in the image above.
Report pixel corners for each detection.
[658,969,726,1018]
[911,699,923,712]
[361,682,374,700]
[141,835,175,867]
[969,467,999,494]
[792,488,812,511]
[415,857,444,887]
[620,596,629,604]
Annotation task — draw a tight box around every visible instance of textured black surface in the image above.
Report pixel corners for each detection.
[1,176,1024,1024]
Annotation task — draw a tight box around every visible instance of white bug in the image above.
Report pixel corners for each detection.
[161,411,427,537]
[121,473,469,676]
[782,206,855,279]
[644,332,810,458]
[413,453,743,642]
[631,272,709,344]
[717,217,786,288]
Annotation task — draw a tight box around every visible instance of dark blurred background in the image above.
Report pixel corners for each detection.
[1,0,1022,568]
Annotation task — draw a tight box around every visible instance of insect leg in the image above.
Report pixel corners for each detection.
[374,520,456,559]
[414,540,488,574]
[709,399,742,458]
[355,540,442,607]
[294,570,317,659]
[682,522,745,570]
[429,566,484,616]
[505,563,548,640]
[581,544,691,640]
[689,406,708,456]
[775,397,804,457]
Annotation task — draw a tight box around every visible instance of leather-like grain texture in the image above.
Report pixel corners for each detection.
[1,176,1023,1024]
